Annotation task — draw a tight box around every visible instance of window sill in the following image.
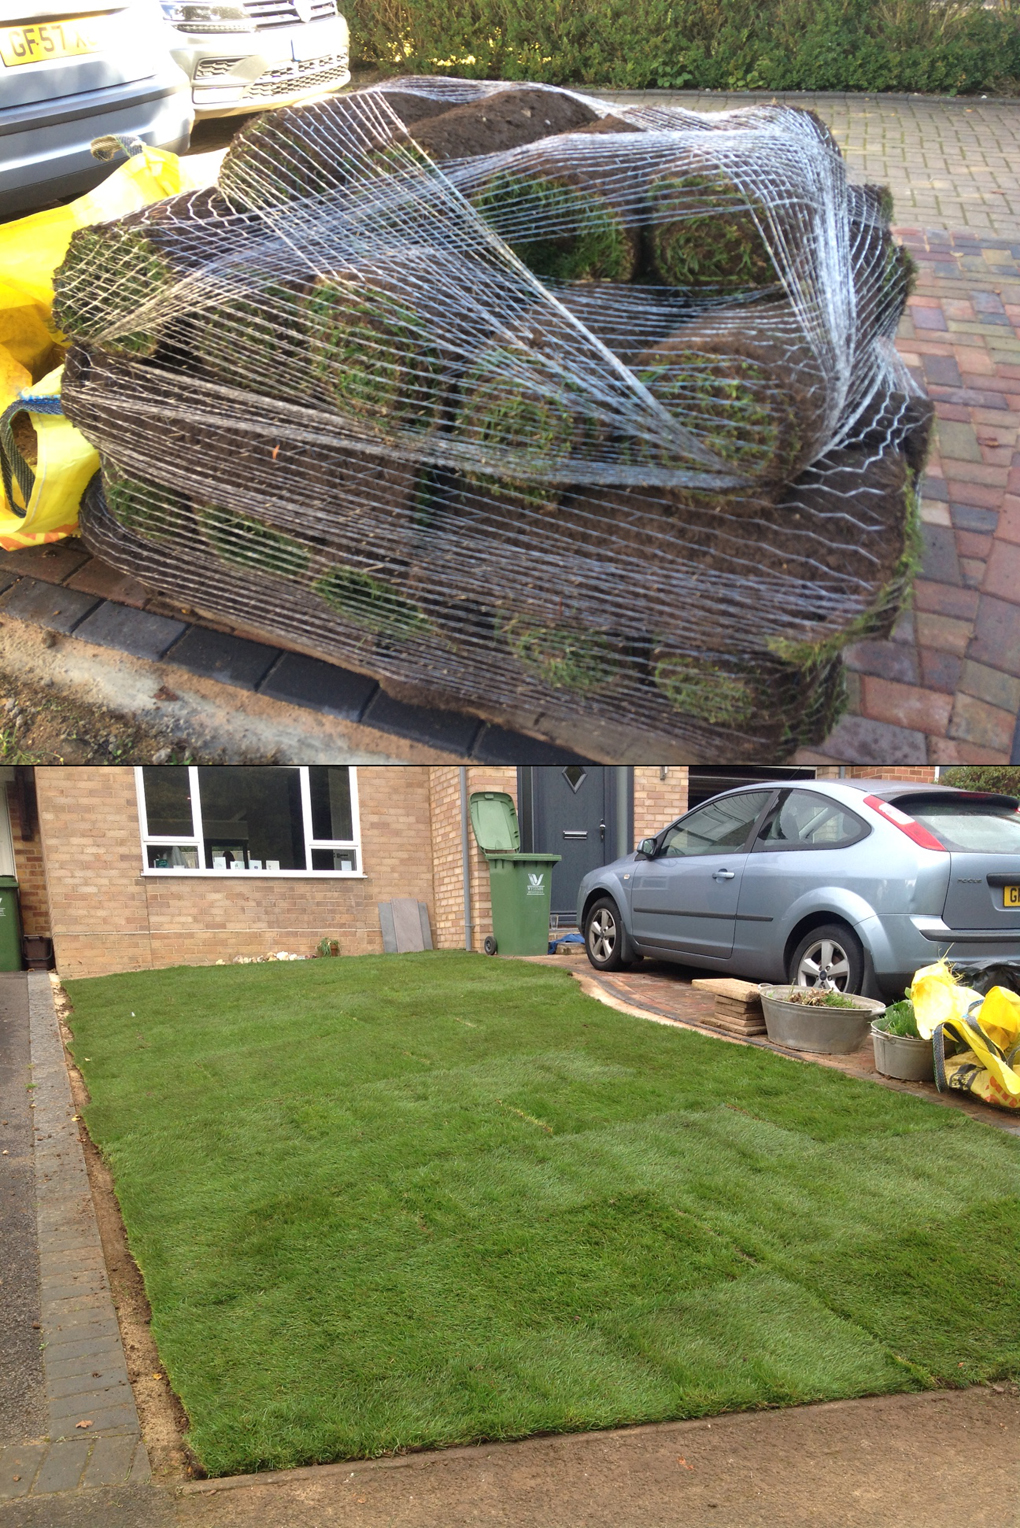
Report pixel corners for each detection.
[141,870,368,879]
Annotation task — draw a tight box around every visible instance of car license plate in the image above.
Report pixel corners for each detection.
[1004,885,1020,908]
[0,16,106,68]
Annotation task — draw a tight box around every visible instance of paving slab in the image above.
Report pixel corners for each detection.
[71,604,189,663]
[359,690,483,754]
[256,650,379,721]
[163,629,281,692]
[0,580,99,635]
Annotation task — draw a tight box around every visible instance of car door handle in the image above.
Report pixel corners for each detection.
[712,868,736,881]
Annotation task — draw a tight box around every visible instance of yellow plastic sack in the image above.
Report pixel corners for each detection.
[0,140,224,547]
[910,960,1020,1111]
[0,366,99,549]
[910,960,984,1039]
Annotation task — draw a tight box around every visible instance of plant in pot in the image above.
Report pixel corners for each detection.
[758,984,886,1054]
[871,997,935,1083]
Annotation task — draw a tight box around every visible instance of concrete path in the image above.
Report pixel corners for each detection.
[0,975,149,1510]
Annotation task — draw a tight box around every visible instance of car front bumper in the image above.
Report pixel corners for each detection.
[167,15,349,117]
[0,66,193,218]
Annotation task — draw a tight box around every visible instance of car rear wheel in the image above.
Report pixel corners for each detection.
[584,897,628,972]
[788,922,865,993]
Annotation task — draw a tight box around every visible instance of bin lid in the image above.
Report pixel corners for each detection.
[469,791,520,854]
[0,877,17,889]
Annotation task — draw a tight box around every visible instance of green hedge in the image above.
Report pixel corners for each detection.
[941,767,1020,794]
[348,0,1020,95]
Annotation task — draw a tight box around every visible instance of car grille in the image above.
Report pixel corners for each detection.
[194,56,245,76]
[241,51,348,97]
[242,0,335,28]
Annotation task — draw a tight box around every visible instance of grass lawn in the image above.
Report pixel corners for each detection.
[65,952,1020,1477]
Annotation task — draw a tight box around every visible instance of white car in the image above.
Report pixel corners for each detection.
[0,0,193,216]
[159,0,349,117]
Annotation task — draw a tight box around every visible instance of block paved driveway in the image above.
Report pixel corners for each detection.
[604,92,1020,764]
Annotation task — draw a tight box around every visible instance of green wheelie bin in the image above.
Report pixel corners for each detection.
[0,877,23,970]
[468,792,560,957]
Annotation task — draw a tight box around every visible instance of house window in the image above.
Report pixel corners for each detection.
[136,767,361,875]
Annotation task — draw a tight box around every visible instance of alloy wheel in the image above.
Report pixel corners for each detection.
[795,936,851,990]
[588,908,617,963]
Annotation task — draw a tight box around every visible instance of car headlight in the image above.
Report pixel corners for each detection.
[160,2,251,32]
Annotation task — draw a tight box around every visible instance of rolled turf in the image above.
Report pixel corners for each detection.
[646,161,784,293]
[469,151,639,283]
[52,188,249,359]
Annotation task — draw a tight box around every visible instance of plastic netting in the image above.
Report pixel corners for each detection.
[55,78,933,756]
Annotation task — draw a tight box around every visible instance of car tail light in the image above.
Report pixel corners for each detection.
[863,795,946,851]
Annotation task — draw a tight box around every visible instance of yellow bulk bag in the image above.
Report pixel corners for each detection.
[910,959,984,1039]
[0,138,224,546]
[910,961,1020,1111]
[0,366,99,549]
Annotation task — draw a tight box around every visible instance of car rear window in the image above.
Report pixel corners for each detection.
[906,799,1020,853]
[756,790,868,849]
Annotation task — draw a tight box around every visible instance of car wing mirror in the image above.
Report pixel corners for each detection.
[636,838,657,858]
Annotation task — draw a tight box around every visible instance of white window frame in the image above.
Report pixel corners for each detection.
[135,766,365,877]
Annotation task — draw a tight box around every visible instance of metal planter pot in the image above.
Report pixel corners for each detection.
[871,1020,935,1083]
[759,985,885,1054]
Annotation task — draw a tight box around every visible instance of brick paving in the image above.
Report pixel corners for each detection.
[604,93,1020,242]
[812,229,1020,764]
[0,975,149,1505]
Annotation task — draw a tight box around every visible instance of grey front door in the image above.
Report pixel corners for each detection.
[520,767,629,919]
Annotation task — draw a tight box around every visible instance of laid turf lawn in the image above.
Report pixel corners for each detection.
[65,952,1020,1477]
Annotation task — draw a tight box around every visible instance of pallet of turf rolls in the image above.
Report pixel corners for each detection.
[55,77,932,760]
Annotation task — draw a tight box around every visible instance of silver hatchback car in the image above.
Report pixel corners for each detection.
[577,779,1020,998]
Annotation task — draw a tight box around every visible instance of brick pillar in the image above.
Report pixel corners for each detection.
[7,777,50,939]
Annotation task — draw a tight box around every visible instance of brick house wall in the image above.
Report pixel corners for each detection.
[841,767,938,783]
[37,767,437,979]
[28,762,956,979]
[632,766,689,840]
